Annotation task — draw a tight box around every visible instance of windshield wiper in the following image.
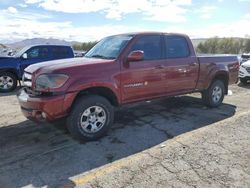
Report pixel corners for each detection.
[88,54,115,59]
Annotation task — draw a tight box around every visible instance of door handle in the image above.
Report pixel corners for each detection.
[155,65,165,69]
[189,62,198,66]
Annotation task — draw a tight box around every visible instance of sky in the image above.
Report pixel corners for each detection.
[0,0,250,43]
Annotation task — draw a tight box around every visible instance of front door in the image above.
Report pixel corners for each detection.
[121,35,166,103]
[20,46,50,73]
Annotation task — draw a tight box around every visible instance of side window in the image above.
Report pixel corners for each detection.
[165,36,189,58]
[39,48,49,58]
[27,47,48,58]
[52,47,69,58]
[130,35,162,60]
[27,48,39,58]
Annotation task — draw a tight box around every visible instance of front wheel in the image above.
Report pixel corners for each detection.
[202,80,225,107]
[67,95,114,141]
[0,72,17,92]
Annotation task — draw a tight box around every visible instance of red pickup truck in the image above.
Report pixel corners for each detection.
[17,32,239,141]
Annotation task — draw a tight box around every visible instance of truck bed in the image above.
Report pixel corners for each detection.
[197,55,239,90]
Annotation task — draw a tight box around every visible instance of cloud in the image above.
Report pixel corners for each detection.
[18,4,28,8]
[0,7,146,43]
[0,7,59,43]
[243,13,250,19]
[197,6,217,19]
[166,15,250,39]
[25,0,43,3]
[1,1,250,43]
[6,6,18,14]
[24,0,192,22]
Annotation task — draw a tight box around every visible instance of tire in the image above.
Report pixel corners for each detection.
[66,95,114,141]
[0,72,17,92]
[240,78,248,85]
[202,80,225,107]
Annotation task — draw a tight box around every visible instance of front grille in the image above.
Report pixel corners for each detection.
[22,72,52,97]
[22,72,38,96]
[23,72,32,88]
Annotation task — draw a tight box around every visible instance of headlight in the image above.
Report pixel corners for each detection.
[35,74,69,91]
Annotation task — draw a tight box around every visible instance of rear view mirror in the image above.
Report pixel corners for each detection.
[22,53,28,59]
[127,50,144,62]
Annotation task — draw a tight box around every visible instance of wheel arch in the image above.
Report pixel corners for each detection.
[0,69,19,79]
[210,71,229,94]
[70,86,120,111]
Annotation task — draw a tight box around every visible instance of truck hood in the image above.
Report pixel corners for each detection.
[0,56,19,66]
[25,57,115,74]
[0,56,15,61]
[242,60,250,67]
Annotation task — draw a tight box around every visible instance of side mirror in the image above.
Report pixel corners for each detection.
[22,53,28,59]
[127,50,144,62]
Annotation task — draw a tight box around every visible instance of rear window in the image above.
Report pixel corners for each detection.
[164,36,189,58]
[52,47,70,58]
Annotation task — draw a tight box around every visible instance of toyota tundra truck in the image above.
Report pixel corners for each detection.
[17,32,239,141]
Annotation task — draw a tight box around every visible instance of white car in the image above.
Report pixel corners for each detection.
[240,53,250,64]
[239,60,250,84]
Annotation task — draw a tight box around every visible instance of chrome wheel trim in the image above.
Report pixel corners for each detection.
[212,86,222,103]
[0,76,14,90]
[80,105,107,133]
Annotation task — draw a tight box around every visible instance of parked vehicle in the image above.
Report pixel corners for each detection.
[0,48,15,57]
[239,59,250,84]
[0,45,74,92]
[17,32,239,141]
[240,53,250,64]
[74,50,86,57]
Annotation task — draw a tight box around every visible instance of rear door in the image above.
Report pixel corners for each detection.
[20,46,50,74]
[163,35,199,93]
[51,46,71,60]
[121,34,167,103]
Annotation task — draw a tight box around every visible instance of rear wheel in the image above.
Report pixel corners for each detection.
[67,95,114,141]
[240,78,248,85]
[0,72,17,92]
[202,80,225,107]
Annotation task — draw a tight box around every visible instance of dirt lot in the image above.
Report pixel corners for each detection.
[0,84,250,188]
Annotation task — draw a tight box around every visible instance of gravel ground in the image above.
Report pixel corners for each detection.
[0,83,249,188]
[80,109,250,188]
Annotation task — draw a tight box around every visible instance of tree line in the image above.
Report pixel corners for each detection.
[72,41,98,52]
[196,37,250,54]
[72,37,250,55]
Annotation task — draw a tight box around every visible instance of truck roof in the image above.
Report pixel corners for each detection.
[112,31,189,37]
[25,44,72,48]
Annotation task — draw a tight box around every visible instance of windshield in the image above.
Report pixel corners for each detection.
[85,35,133,59]
[14,46,31,57]
[242,54,250,58]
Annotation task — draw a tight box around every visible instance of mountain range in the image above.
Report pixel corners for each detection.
[1,38,82,49]
[1,37,207,49]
